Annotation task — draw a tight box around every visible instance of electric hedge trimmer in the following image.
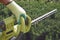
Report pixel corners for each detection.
[0,0,57,40]
[14,9,57,40]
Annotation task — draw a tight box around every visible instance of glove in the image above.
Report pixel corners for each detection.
[0,0,12,5]
[0,0,26,24]
[6,1,26,24]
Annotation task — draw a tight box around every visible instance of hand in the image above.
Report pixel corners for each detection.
[0,0,12,5]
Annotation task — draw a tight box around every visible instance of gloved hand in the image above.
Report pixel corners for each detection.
[0,0,12,5]
[0,0,27,24]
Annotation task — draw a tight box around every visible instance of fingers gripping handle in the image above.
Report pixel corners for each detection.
[19,15,31,33]
[20,17,26,33]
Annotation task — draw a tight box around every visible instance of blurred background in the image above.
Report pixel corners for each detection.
[0,0,60,40]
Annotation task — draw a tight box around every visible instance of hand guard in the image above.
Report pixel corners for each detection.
[18,15,31,33]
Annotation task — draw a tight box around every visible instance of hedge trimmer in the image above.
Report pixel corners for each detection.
[0,0,57,40]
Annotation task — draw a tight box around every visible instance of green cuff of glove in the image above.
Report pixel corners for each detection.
[17,14,26,24]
